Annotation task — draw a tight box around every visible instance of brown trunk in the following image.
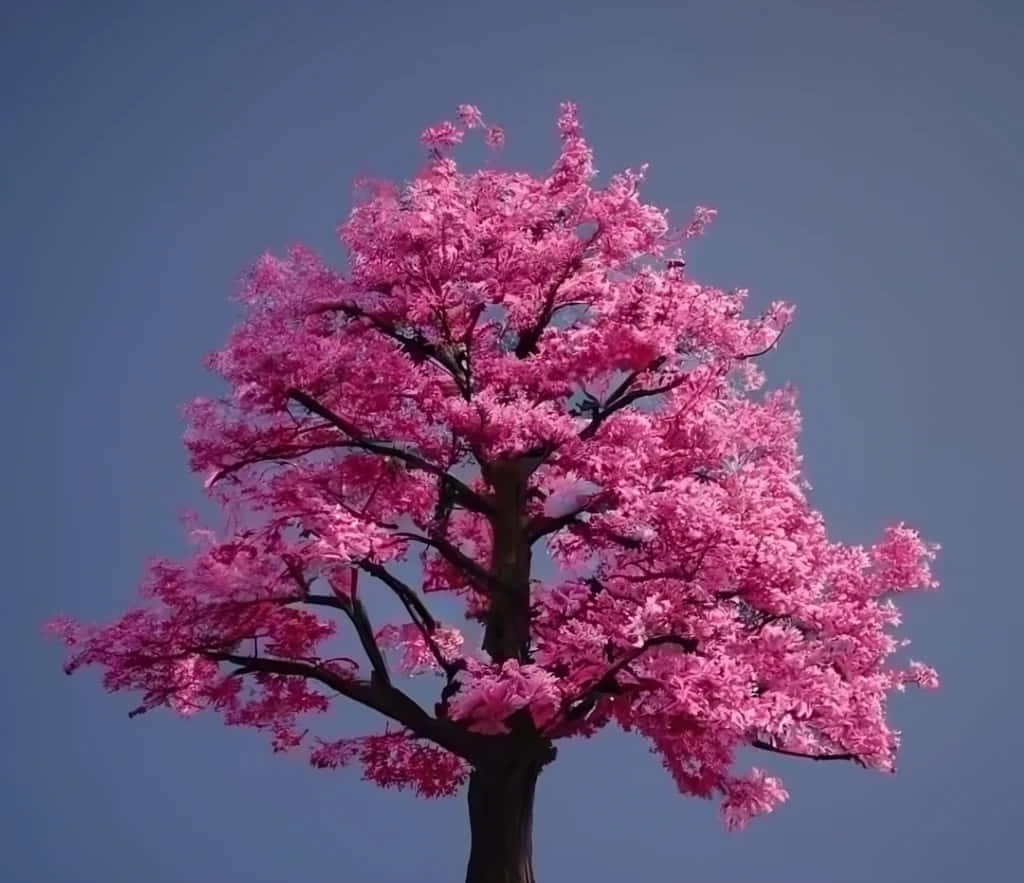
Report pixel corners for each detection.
[465,759,542,883]
[482,459,533,663]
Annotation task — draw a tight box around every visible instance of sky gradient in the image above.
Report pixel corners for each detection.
[4,1,1022,880]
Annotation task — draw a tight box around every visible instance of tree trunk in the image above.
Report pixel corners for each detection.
[465,759,542,883]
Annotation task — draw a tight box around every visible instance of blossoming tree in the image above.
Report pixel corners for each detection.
[50,104,939,883]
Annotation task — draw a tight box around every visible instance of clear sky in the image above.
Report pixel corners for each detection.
[4,1,1022,880]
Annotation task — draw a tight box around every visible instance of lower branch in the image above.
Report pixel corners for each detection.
[202,651,485,762]
[358,558,461,678]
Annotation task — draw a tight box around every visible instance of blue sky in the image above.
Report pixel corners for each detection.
[4,1,1022,880]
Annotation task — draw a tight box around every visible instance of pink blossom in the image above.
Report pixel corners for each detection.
[685,205,718,239]
[50,102,938,838]
[457,104,484,129]
[167,655,220,716]
[484,125,505,149]
[420,121,464,149]
[720,769,789,830]
[448,660,563,734]
[376,622,465,674]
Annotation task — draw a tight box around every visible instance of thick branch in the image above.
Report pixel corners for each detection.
[595,635,699,685]
[357,560,437,629]
[357,559,459,677]
[346,594,392,686]
[612,541,717,584]
[202,651,485,761]
[605,356,667,406]
[286,388,491,516]
[526,509,590,544]
[568,519,648,552]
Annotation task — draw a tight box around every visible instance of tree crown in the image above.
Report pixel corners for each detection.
[50,103,938,830]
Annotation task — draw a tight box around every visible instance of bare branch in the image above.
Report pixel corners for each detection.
[737,329,786,360]
[751,739,864,766]
[596,635,699,684]
[567,519,649,552]
[613,539,717,584]
[296,594,350,611]
[346,593,392,687]
[282,559,390,685]
[605,356,667,406]
[357,560,437,630]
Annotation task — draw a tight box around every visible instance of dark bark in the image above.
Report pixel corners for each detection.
[465,455,550,881]
[465,757,544,883]
[482,459,534,663]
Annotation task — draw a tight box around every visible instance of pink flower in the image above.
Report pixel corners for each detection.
[168,655,219,716]
[484,126,505,149]
[457,104,484,129]
[420,120,464,149]
[720,769,789,830]
[50,101,939,835]
[685,205,718,239]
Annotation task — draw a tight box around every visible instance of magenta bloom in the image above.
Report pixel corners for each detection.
[50,103,939,882]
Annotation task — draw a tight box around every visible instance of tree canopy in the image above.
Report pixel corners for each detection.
[51,103,938,841]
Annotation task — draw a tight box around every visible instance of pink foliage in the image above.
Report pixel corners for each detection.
[311,733,469,798]
[50,103,938,826]
[448,659,563,735]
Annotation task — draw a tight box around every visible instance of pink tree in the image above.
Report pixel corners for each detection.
[50,104,939,883]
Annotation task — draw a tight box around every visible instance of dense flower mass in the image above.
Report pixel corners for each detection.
[50,103,938,831]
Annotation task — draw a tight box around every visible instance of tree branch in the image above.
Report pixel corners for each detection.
[208,440,357,487]
[315,300,473,398]
[346,593,393,687]
[567,519,649,552]
[562,635,699,720]
[738,328,786,360]
[525,492,614,544]
[396,532,505,595]
[750,739,864,766]
[605,356,667,406]
[282,559,390,686]
[356,559,459,677]
[578,359,687,441]
[515,228,600,358]
[612,540,717,584]
[201,651,485,761]
[286,388,492,516]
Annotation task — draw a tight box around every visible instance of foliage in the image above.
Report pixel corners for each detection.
[50,103,938,830]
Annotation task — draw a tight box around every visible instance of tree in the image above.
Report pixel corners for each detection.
[49,103,939,883]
